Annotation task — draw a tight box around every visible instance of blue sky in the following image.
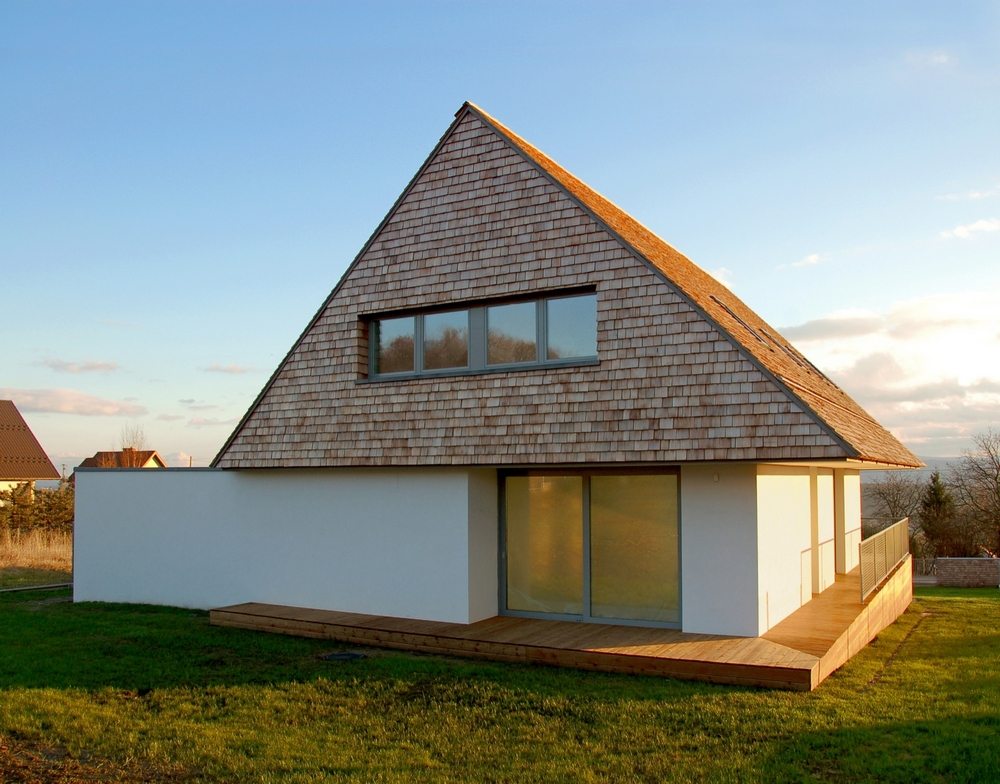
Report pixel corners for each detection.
[3,1,998,469]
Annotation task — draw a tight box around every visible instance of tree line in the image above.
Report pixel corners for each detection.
[866,429,1000,559]
[0,480,74,534]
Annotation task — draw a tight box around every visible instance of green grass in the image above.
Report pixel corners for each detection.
[1,587,998,783]
[0,566,72,589]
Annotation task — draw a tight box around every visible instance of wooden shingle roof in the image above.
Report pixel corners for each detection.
[214,103,920,469]
[464,103,920,468]
[0,400,59,481]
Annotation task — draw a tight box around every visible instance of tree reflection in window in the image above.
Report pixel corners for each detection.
[424,311,469,369]
[376,316,414,374]
[488,301,537,365]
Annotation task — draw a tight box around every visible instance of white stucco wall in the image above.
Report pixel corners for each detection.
[756,466,812,632]
[680,463,760,637]
[74,467,497,624]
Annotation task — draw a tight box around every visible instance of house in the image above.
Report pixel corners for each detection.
[0,400,59,497]
[77,448,167,471]
[74,103,919,688]
[70,448,166,485]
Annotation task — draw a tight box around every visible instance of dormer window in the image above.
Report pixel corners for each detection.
[369,291,597,380]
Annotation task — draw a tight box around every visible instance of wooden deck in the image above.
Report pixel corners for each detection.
[210,556,912,691]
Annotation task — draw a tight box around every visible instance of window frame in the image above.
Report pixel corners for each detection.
[366,290,598,381]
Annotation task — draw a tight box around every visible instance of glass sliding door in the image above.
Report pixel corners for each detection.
[503,471,680,627]
[505,476,584,615]
[590,475,679,623]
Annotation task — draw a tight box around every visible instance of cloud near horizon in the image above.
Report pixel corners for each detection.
[936,186,998,202]
[39,358,119,374]
[779,291,1000,456]
[939,217,1000,239]
[203,363,255,374]
[0,388,147,417]
[792,253,822,268]
[904,49,954,68]
[775,252,823,272]
[187,416,236,428]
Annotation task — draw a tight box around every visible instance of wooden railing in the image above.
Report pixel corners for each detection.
[859,518,909,601]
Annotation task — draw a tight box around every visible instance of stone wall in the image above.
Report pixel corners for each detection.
[936,558,1000,588]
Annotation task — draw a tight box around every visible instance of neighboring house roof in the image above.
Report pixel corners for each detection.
[214,103,920,470]
[77,448,167,469]
[0,400,60,481]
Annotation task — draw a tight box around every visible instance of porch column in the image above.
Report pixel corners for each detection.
[811,468,836,593]
[834,469,862,574]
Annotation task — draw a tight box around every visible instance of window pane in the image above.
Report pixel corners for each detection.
[506,476,583,615]
[487,302,537,365]
[423,310,469,370]
[376,316,414,374]
[546,294,597,360]
[590,474,679,623]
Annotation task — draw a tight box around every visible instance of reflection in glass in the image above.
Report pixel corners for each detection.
[423,310,469,370]
[547,294,597,359]
[376,316,414,374]
[487,302,537,365]
[506,476,583,615]
[590,475,679,623]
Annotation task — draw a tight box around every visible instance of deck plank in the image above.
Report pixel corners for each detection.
[210,559,910,691]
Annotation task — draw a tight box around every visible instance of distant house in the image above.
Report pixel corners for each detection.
[76,103,919,688]
[0,400,59,497]
[77,448,167,471]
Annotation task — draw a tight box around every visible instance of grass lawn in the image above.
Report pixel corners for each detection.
[2,587,998,783]
[0,567,72,589]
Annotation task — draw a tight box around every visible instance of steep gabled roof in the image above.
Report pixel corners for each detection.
[0,400,59,480]
[77,448,167,469]
[464,103,920,468]
[213,102,920,470]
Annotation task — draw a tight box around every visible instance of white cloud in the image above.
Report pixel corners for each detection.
[776,253,823,271]
[0,388,147,417]
[792,253,822,268]
[939,218,1000,239]
[779,291,1000,456]
[203,363,255,375]
[40,358,119,374]
[156,414,185,422]
[163,450,204,468]
[905,49,954,68]
[178,398,218,411]
[936,186,998,202]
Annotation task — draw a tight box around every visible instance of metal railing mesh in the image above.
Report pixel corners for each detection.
[859,518,909,601]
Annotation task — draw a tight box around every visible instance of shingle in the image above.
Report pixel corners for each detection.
[214,106,919,469]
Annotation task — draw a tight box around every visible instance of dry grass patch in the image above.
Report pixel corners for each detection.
[0,529,72,573]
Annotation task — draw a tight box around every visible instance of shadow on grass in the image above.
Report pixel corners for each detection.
[0,589,734,703]
[766,714,1000,783]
